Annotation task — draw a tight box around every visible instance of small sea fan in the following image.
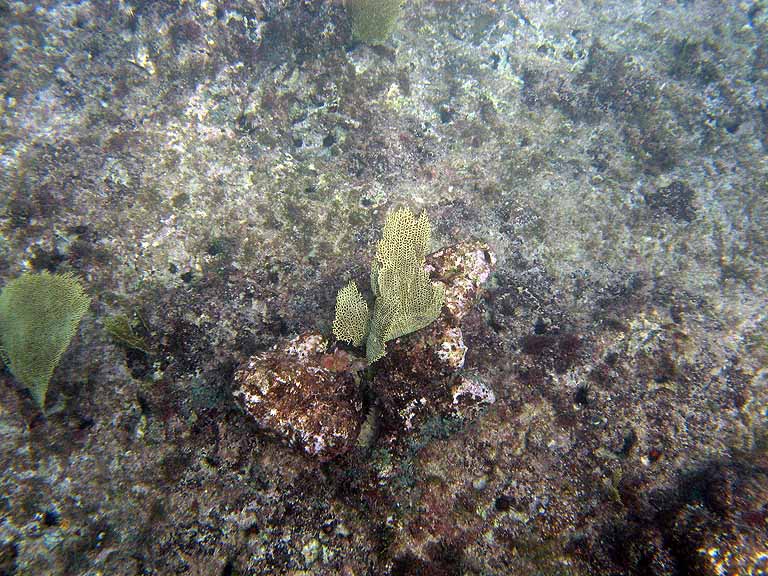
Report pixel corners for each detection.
[0,271,90,408]
[332,207,444,364]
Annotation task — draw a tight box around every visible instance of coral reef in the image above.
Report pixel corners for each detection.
[0,0,766,574]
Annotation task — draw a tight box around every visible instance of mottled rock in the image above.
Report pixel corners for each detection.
[670,461,768,576]
[451,375,496,413]
[426,240,496,322]
[435,325,467,370]
[233,333,363,460]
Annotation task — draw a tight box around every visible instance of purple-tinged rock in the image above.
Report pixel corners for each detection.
[435,325,468,370]
[233,333,363,460]
[451,375,496,412]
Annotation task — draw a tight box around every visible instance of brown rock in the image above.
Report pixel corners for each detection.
[233,333,363,460]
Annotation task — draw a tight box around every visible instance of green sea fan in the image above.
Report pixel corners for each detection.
[366,208,444,363]
[333,281,370,347]
[0,271,91,408]
[345,0,403,45]
[332,207,444,364]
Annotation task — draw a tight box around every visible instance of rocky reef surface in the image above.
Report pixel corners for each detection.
[0,1,766,575]
[233,240,496,461]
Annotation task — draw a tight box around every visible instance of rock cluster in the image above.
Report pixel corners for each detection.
[373,241,497,436]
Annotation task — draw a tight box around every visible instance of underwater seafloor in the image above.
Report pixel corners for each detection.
[1,1,767,575]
